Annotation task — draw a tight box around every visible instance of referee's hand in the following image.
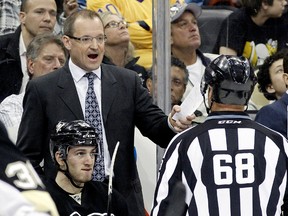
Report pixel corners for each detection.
[169,105,195,133]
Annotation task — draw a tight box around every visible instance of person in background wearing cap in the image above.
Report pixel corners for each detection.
[150,55,288,216]
[170,2,216,124]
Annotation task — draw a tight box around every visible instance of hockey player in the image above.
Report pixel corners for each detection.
[0,120,59,215]
[45,120,128,216]
[151,55,288,215]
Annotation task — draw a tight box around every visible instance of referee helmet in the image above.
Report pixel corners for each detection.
[201,55,257,106]
[50,120,98,163]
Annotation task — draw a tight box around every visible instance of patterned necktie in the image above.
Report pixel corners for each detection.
[84,72,105,181]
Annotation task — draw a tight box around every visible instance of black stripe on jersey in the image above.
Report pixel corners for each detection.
[198,130,220,216]
[251,130,265,215]
[267,150,287,215]
[181,137,199,216]
[152,139,185,216]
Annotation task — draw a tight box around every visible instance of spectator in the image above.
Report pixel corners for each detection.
[150,55,288,216]
[213,0,288,109]
[204,0,242,7]
[16,9,194,216]
[256,49,288,101]
[46,120,128,215]
[0,0,57,103]
[87,0,183,69]
[255,50,288,138]
[99,11,148,86]
[0,120,59,215]
[185,0,241,6]
[0,0,21,35]
[78,0,86,9]
[213,0,288,68]
[185,0,204,5]
[170,2,216,123]
[0,33,67,144]
[146,56,189,108]
[0,0,78,37]
[54,0,79,35]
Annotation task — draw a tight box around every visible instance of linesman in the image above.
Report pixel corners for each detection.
[151,55,288,216]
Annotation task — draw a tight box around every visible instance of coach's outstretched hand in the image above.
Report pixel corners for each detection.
[169,105,195,132]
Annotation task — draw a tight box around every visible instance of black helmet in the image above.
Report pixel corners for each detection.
[50,120,97,162]
[201,55,257,105]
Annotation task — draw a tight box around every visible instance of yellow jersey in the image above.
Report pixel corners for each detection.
[87,0,183,69]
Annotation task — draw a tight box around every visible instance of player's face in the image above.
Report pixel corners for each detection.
[265,0,287,18]
[267,58,286,99]
[63,17,105,72]
[171,66,186,106]
[28,43,66,78]
[19,0,57,37]
[66,146,97,185]
[104,14,130,45]
[171,11,201,50]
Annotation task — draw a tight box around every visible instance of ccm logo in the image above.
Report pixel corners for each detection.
[218,120,242,124]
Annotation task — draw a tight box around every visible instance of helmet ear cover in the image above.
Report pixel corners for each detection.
[201,55,257,106]
[58,145,67,160]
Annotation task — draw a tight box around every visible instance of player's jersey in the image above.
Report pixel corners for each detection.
[0,121,59,216]
[45,179,128,216]
[87,0,183,69]
[151,112,288,216]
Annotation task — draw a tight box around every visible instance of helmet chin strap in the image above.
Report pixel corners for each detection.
[59,161,84,189]
[203,95,211,114]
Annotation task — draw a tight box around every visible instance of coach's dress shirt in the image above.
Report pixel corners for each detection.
[69,59,111,176]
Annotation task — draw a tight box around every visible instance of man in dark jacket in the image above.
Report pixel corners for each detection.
[0,0,57,102]
[16,9,194,216]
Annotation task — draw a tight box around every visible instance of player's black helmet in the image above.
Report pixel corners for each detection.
[50,120,97,162]
[201,55,257,105]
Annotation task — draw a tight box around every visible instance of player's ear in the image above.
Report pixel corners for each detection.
[55,151,66,169]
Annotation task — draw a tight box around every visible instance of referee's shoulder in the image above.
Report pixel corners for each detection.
[169,122,210,147]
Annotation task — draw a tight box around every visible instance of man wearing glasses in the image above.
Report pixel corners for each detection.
[17,9,194,216]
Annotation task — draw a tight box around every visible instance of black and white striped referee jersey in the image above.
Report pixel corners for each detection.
[151,111,288,216]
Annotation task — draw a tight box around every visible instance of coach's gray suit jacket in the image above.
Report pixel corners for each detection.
[17,63,175,216]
